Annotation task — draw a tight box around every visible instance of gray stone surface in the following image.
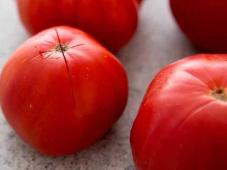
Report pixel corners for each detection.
[0,0,195,169]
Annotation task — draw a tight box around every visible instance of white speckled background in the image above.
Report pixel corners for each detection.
[0,0,196,169]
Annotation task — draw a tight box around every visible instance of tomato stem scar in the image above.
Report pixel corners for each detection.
[211,88,227,102]
[55,43,69,52]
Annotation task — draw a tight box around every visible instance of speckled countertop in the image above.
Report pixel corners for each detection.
[0,0,195,169]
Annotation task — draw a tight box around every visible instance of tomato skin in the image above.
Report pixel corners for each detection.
[170,0,227,52]
[0,26,128,156]
[131,54,227,170]
[16,0,138,53]
[134,0,142,4]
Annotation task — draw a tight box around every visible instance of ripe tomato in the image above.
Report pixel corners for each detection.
[0,26,128,156]
[170,0,227,52]
[16,0,138,53]
[131,54,227,170]
[136,0,143,4]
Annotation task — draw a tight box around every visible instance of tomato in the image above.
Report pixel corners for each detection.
[131,54,227,170]
[170,0,227,52]
[16,0,138,53]
[0,26,128,156]
[136,0,143,4]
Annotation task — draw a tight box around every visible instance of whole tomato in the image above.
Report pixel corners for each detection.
[0,26,128,156]
[131,54,227,170]
[16,0,138,53]
[170,0,227,52]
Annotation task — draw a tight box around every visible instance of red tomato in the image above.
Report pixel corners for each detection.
[131,54,227,170]
[0,26,128,156]
[136,0,143,4]
[16,0,138,53]
[170,0,227,52]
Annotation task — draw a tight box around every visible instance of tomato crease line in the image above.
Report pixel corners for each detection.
[54,29,77,110]
[70,44,85,49]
